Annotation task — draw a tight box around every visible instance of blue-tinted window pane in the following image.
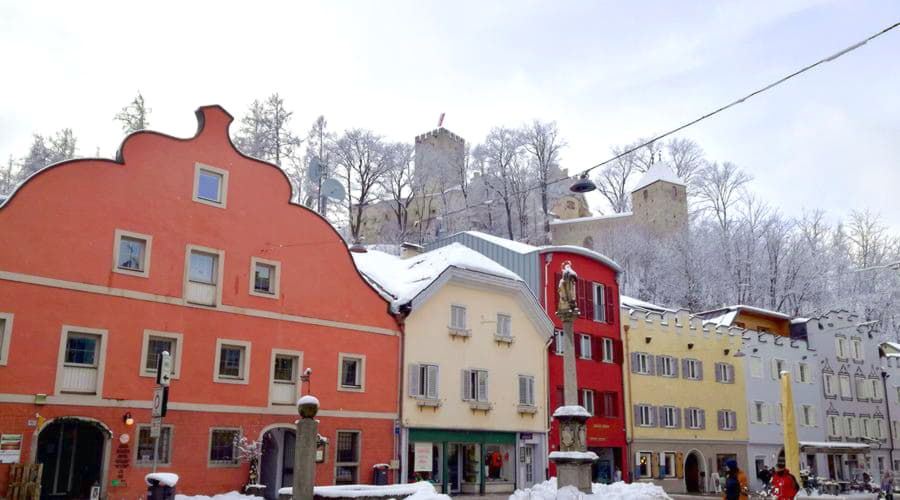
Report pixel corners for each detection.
[197,171,222,202]
[219,347,243,378]
[65,335,97,365]
[189,252,216,284]
[118,237,145,270]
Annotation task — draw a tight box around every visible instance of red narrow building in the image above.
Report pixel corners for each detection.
[426,232,627,483]
[0,106,400,499]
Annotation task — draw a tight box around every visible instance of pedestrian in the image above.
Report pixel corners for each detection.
[711,469,722,494]
[614,467,622,483]
[723,460,748,500]
[758,465,772,489]
[882,468,895,500]
[771,459,800,500]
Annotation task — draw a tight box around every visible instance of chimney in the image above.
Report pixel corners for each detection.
[400,242,425,259]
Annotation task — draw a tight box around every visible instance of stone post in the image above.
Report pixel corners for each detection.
[561,309,578,406]
[293,396,319,500]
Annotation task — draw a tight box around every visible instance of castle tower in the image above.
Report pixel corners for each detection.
[413,127,465,192]
[630,161,688,236]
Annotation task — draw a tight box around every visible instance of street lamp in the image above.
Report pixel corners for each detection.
[569,173,597,193]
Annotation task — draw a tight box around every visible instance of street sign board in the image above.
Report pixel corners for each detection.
[150,417,161,438]
[155,351,172,386]
[151,386,168,418]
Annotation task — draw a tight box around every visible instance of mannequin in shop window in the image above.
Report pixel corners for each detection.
[488,450,505,479]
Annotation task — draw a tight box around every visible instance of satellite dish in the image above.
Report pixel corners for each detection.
[321,178,346,201]
[307,157,323,181]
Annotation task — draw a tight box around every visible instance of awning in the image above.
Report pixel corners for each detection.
[800,441,870,453]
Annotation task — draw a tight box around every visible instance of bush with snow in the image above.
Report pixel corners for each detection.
[510,477,671,500]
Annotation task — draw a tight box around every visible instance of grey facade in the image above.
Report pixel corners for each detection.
[879,350,900,472]
[794,311,892,483]
[740,332,824,489]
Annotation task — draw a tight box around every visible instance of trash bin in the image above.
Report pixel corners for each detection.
[373,464,389,485]
[147,478,176,500]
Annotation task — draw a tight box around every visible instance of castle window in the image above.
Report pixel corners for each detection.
[672,186,678,200]
[643,190,648,200]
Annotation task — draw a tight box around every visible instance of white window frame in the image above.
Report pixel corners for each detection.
[871,378,883,400]
[751,401,768,424]
[410,363,440,400]
[801,405,816,427]
[824,373,837,397]
[635,353,651,375]
[462,369,489,402]
[449,304,467,331]
[269,349,303,406]
[685,359,702,380]
[601,337,614,363]
[851,338,863,360]
[183,244,225,307]
[662,451,677,478]
[554,331,564,355]
[135,423,174,466]
[208,427,241,467]
[193,162,229,208]
[716,362,734,383]
[496,313,512,340]
[518,375,535,406]
[836,337,848,359]
[856,377,869,400]
[659,356,676,377]
[661,406,677,428]
[0,312,13,366]
[773,358,787,379]
[592,283,606,322]
[798,363,811,383]
[637,404,654,427]
[112,229,153,278]
[249,257,281,299]
[844,416,858,438]
[338,353,366,392]
[828,415,842,437]
[839,374,852,398]
[54,325,108,397]
[579,335,592,360]
[720,410,736,431]
[750,356,763,378]
[139,330,184,379]
[581,388,595,415]
[686,408,703,429]
[213,339,251,385]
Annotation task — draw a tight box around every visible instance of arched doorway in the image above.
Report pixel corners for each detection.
[36,418,110,499]
[260,427,296,500]
[685,452,701,493]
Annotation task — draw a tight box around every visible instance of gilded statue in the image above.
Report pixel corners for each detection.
[557,260,578,313]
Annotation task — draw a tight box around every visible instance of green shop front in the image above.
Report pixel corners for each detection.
[403,428,547,494]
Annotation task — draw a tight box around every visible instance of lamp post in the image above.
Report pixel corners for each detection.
[548,261,596,493]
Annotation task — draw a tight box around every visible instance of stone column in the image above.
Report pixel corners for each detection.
[561,309,578,406]
[293,396,319,500]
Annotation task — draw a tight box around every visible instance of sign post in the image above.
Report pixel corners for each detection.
[151,351,171,473]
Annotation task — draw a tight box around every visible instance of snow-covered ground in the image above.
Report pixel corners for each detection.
[279,481,449,500]
[175,493,261,500]
[510,478,671,500]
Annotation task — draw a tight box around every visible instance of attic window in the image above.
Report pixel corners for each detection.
[193,163,229,208]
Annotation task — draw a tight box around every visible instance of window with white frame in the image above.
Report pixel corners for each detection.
[661,406,678,428]
[798,363,811,383]
[851,338,863,360]
[581,389,595,415]
[140,330,182,379]
[686,408,704,429]
[801,405,816,427]
[136,424,172,466]
[718,410,737,431]
[208,428,239,466]
[554,331,564,355]
[663,451,677,477]
[592,283,606,322]
[839,374,852,398]
[270,352,300,405]
[518,375,535,406]
[634,353,652,375]
[773,359,787,379]
[0,312,12,366]
[193,163,228,207]
[450,305,467,330]
[409,363,439,399]
[57,326,107,395]
[828,415,842,437]
[250,258,280,298]
[752,401,768,424]
[335,431,361,485]
[339,354,365,391]
[462,369,489,402]
[601,337,614,363]
[113,229,152,277]
[637,451,653,478]
[684,359,702,380]
[636,404,655,427]
[836,337,848,359]
[856,377,869,400]
[861,417,872,438]
[214,340,250,383]
[750,356,763,378]
[878,419,887,440]
[496,314,512,339]
[824,373,837,397]
[844,416,858,438]
[579,335,592,360]
[870,379,883,400]
[185,246,222,307]
[659,355,676,377]
[715,362,734,383]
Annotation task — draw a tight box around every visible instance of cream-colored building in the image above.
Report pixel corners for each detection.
[621,297,748,494]
[352,243,554,494]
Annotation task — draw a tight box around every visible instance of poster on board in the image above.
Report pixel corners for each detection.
[413,442,433,472]
[0,434,23,464]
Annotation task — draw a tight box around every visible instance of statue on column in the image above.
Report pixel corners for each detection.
[557,260,578,313]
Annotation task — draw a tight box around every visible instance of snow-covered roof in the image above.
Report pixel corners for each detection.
[620,295,674,313]
[800,441,869,451]
[698,304,791,324]
[882,342,900,357]
[631,161,685,192]
[352,243,521,312]
[549,212,633,226]
[462,231,537,254]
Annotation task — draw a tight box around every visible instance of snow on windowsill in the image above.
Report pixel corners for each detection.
[553,405,591,418]
[146,473,179,487]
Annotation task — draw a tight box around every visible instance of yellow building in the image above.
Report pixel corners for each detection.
[622,297,748,494]
[353,243,554,494]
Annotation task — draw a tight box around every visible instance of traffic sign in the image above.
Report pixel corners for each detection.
[150,417,161,438]
[151,386,168,418]
[156,351,172,386]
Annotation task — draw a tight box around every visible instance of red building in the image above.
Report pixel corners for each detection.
[426,232,627,482]
[0,106,400,499]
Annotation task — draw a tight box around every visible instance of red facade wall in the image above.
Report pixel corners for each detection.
[0,106,400,497]
[540,251,627,480]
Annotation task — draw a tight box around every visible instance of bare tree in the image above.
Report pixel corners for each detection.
[847,209,890,269]
[695,161,752,235]
[480,127,524,239]
[303,115,335,215]
[594,144,639,214]
[521,120,566,242]
[234,94,302,167]
[377,142,416,242]
[115,92,151,133]
[331,129,391,241]
[0,156,16,195]
[18,129,78,180]
[666,137,705,189]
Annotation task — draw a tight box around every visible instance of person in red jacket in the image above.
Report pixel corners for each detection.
[771,460,800,500]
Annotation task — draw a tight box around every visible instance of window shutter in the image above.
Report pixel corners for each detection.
[578,389,584,406]
[409,364,420,397]
[699,409,706,429]
[717,410,725,430]
[527,378,534,406]
[647,355,656,375]
[593,337,603,362]
[554,272,562,309]
[585,283,595,321]
[575,335,582,358]
[651,406,659,427]
[462,370,471,401]
[656,356,665,376]
[696,361,703,380]
[651,452,660,479]
[633,404,641,425]
[674,407,682,428]
[715,363,722,383]
[519,377,527,405]
[681,358,689,379]
[672,357,679,378]
[729,411,737,430]
[810,407,817,427]
[631,352,640,373]
[477,371,488,401]
[605,285,614,324]
[427,365,439,399]
[727,364,735,384]
[614,340,624,365]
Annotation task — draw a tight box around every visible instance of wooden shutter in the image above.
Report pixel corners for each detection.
[727,364,735,384]
[477,370,488,401]
[651,452,660,479]
[527,377,535,406]
[574,334,582,358]
[518,376,527,405]
[647,355,656,375]
[699,409,706,429]
[631,352,640,373]
[462,369,471,401]
[426,365,439,399]
[633,405,641,425]
[696,360,703,380]
[676,452,684,478]
[576,279,587,318]
[681,358,689,379]
[715,363,722,383]
[651,406,659,427]
[594,337,603,362]
[578,389,584,406]
[672,357,680,378]
[585,282,595,321]
[717,410,725,430]
[605,285,614,324]
[408,363,420,397]
[614,340,624,365]
[674,407,682,428]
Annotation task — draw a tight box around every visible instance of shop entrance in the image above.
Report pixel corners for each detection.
[518,445,535,486]
[37,418,108,499]
[685,452,701,493]
[446,443,482,494]
[260,427,296,500]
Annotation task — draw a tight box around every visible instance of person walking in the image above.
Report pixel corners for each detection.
[757,465,772,489]
[723,460,749,500]
[771,460,800,500]
[882,468,895,500]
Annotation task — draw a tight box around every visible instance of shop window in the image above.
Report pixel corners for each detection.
[636,451,653,477]
[485,444,514,483]
[407,442,442,482]
[136,424,172,466]
[208,428,239,467]
[335,431,361,485]
[662,452,676,477]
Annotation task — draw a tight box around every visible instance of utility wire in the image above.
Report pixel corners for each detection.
[412,20,900,230]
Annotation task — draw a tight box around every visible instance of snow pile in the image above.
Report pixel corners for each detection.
[352,243,522,311]
[297,395,320,406]
[510,478,670,500]
[146,472,180,486]
[548,451,599,461]
[278,481,448,499]
[175,493,260,500]
[553,405,592,418]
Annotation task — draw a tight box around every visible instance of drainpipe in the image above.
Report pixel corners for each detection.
[395,307,409,485]
[882,369,895,465]
[623,322,634,483]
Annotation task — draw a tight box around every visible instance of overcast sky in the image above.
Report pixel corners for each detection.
[1,1,898,230]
